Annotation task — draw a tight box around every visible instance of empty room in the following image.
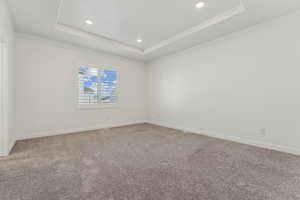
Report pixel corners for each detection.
[1,0,300,199]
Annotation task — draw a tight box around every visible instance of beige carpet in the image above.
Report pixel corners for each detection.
[1,123,300,200]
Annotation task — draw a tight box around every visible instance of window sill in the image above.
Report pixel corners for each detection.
[77,104,119,110]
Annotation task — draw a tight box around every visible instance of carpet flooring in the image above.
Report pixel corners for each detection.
[1,123,300,200]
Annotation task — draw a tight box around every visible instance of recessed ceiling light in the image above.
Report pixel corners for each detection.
[195,1,205,9]
[137,38,143,43]
[85,20,93,25]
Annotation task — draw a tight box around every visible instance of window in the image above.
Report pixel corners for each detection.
[100,69,118,104]
[78,66,99,105]
[78,66,118,106]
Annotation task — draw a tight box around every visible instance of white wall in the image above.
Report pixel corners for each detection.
[15,33,147,140]
[0,0,15,156]
[148,10,300,155]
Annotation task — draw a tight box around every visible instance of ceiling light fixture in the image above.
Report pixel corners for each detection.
[137,38,143,43]
[85,20,93,25]
[195,1,205,9]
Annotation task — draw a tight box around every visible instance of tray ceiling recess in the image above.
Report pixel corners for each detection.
[56,0,246,55]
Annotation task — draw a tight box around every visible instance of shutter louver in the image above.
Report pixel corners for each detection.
[78,66,99,105]
[101,69,118,104]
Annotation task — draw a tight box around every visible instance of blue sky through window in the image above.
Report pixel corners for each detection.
[101,69,117,103]
[79,66,98,94]
[101,69,117,84]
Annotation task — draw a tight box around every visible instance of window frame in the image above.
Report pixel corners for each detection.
[76,64,119,110]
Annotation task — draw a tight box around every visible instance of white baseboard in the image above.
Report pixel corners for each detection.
[149,121,300,156]
[0,137,17,157]
[13,120,300,156]
[8,137,16,153]
[17,121,146,140]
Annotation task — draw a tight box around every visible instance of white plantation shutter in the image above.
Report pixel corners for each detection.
[78,67,118,106]
[100,69,118,104]
[78,66,99,105]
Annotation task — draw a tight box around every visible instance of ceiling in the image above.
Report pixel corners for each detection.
[7,0,300,61]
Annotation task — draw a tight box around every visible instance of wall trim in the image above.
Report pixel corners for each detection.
[149,121,300,156]
[10,121,300,156]
[0,136,17,157]
[0,41,9,157]
[8,137,16,153]
[17,121,147,141]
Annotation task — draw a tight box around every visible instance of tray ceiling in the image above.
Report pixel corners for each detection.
[8,0,300,61]
[57,0,242,50]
